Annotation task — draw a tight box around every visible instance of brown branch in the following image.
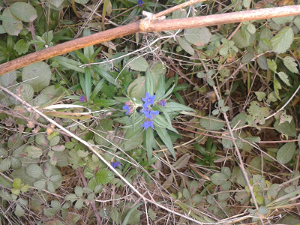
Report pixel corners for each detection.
[0,5,300,75]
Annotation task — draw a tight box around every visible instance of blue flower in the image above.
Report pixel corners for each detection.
[143,110,159,119]
[141,120,154,129]
[138,0,143,7]
[123,105,131,114]
[142,92,155,108]
[159,99,166,107]
[112,161,121,168]
[79,95,86,102]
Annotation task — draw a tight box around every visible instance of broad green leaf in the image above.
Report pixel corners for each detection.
[22,61,51,92]
[127,76,146,99]
[274,119,296,137]
[283,56,299,73]
[184,27,211,46]
[33,179,46,191]
[51,145,65,152]
[200,116,225,131]
[25,146,42,158]
[0,158,11,172]
[267,60,277,72]
[277,142,296,164]
[26,164,42,179]
[257,56,269,70]
[153,114,178,133]
[51,200,61,210]
[128,57,149,72]
[243,0,250,7]
[95,169,114,185]
[221,167,231,179]
[75,186,83,197]
[146,128,154,160]
[47,181,55,193]
[43,208,57,217]
[277,71,291,86]
[183,188,191,199]
[232,30,255,48]
[271,27,294,54]
[172,9,187,19]
[2,8,22,36]
[8,133,23,150]
[11,157,21,169]
[110,208,121,224]
[75,0,89,4]
[155,76,166,100]
[65,194,77,202]
[0,71,16,87]
[14,204,25,217]
[177,37,194,55]
[16,84,34,102]
[255,92,266,101]
[247,24,256,34]
[272,16,294,25]
[156,127,176,159]
[14,39,29,55]
[44,162,52,178]
[267,184,280,199]
[94,120,113,146]
[294,16,300,30]
[210,173,227,185]
[10,2,37,22]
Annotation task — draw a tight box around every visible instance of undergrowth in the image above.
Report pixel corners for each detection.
[0,0,300,224]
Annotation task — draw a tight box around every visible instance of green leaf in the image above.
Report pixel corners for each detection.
[165,102,194,112]
[22,61,51,92]
[127,76,146,99]
[274,120,296,137]
[90,79,104,100]
[110,208,121,224]
[0,158,11,172]
[153,114,178,133]
[277,71,291,87]
[247,24,256,34]
[43,162,52,178]
[243,0,250,7]
[14,39,29,55]
[54,56,85,73]
[294,16,300,30]
[255,92,266,101]
[8,133,23,150]
[43,208,57,217]
[10,2,37,22]
[128,57,149,72]
[200,116,225,131]
[91,65,118,87]
[145,128,154,160]
[16,84,34,102]
[14,204,25,217]
[145,69,154,95]
[210,173,228,185]
[271,27,294,54]
[11,157,21,170]
[276,142,296,164]
[184,27,211,46]
[25,146,42,158]
[122,203,142,225]
[47,181,55,193]
[2,8,22,36]
[283,56,299,73]
[26,164,42,179]
[33,179,46,191]
[272,16,294,25]
[267,60,277,72]
[177,37,194,55]
[75,186,83,197]
[0,71,17,87]
[274,78,281,100]
[155,127,176,159]
[13,178,21,188]
[65,194,78,202]
[257,56,269,70]
[267,184,280,199]
[95,169,114,185]
[85,67,92,102]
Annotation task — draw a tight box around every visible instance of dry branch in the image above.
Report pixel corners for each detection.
[0,5,300,75]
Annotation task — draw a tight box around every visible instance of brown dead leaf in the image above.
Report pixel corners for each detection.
[32,126,41,134]
[27,121,35,128]
[46,126,54,135]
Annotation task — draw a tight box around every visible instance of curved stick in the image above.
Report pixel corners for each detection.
[0,5,300,75]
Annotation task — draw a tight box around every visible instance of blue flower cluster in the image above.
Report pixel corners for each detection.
[122,92,167,130]
[112,161,121,168]
[138,0,143,7]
